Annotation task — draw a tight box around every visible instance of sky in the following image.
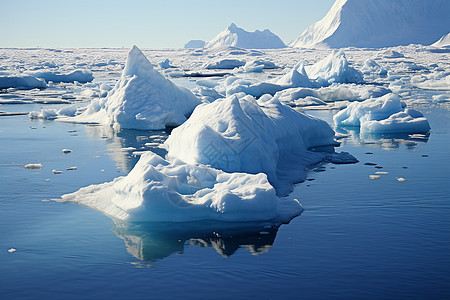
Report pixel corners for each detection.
[1,0,335,48]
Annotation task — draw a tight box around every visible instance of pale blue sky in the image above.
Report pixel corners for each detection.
[1,0,335,48]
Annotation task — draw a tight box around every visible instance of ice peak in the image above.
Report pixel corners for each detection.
[228,23,238,31]
[123,45,154,77]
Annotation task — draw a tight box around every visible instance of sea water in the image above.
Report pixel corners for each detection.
[0,103,449,299]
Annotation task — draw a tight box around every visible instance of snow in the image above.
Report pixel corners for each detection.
[204,59,245,70]
[290,0,450,48]
[60,46,200,130]
[164,93,339,195]
[205,23,286,49]
[431,33,450,48]
[184,40,206,49]
[29,69,93,83]
[305,50,363,85]
[59,152,303,222]
[0,75,47,90]
[334,93,431,133]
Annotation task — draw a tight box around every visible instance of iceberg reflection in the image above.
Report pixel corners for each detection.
[112,219,281,262]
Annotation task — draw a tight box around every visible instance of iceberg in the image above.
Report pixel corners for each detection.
[164,93,339,195]
[333,93,431,133]
[59,152,302,222]
[205,23,286,49]
[61,46,200,130]
[184,40,206,49]
[290,0,450,48]
[306,50,363,85]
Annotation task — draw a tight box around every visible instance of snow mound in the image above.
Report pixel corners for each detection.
[59,152,302,222]
[334,93,431,133]
[164,93,337,195]
[61,46,200,130]
[29,69,93,83]
[290,0,450,48]
[272,63,313,88]
[431,33,450,48]
[306,50,363,85]
[204,59,245,70]
[205,23,286,49]
[0,75,47,90]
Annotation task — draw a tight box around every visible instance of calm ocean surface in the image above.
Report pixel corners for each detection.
[1,103,449,299]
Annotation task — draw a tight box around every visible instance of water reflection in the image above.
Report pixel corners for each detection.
[335,127,429,150]
[84,125,170,173]
[112,220,281,262]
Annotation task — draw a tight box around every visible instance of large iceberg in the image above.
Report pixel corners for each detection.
[164,93,339,194]
[205,23,286,49]
[334,93,431,133]
[61,46,200,130]
[290,0,450,48]
[59,152,302,222]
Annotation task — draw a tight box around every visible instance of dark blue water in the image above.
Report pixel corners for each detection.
[0,104,449,299]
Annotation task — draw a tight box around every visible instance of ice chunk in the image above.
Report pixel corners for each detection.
[306,50,363,85]
[60,46,200,130]
[62,149,72,154]
[164,93,337,195]
[0,75,47,90]
[334,93,431,133]
[204,59,245,70]
[59,152,302,222]
[205,23,286,49]
[25,163,43,169]
[29,69,93,83]
[430,33,450,48]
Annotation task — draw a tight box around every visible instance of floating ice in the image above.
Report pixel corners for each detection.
[60,46,200,130]
[25,163,43,169]
[52,170,63,174]
[62,149,72,154]
[164,93,339,195]
[334,93,431,133]
[205,23,286,49]
[204,59,245,70]
[29,69,93,83]
[430,33,450,48]
[306,50,363,85]
[59,152,302,222]
[369,175,381,180]
[0,75,47,90]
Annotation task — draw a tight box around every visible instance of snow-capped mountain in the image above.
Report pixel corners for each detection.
[290,0,450,48]
[205,23,286,49]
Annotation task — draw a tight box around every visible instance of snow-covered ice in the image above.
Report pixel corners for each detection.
[60,46,200,130]
[0,75,47,90]
[334,93,431,133]
[28,69,93,83]
[164,93,342,195]
[59,152,303,222]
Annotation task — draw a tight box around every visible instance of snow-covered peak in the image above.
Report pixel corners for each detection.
[122,45,155,77]
[205,23,286,49]
[290,0,450,48]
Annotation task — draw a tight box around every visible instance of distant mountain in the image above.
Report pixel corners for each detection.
[184,40,206,49]
[290,0,450,48]
[431,33,450,48]
[205,23,286,49]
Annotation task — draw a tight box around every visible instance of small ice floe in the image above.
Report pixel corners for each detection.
[375,171,389,175]
[66,167,77,171]
[369,175,381,180]
[62,149,72,154]
[44,179,50,181]
[397,177,407,182]
[8,248,16,253]
[52,170,63,174]
[24,163,43,169]
[145,142,160,147]
[132,151,146,156]
[120,147,136,151]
